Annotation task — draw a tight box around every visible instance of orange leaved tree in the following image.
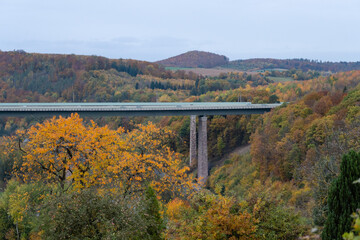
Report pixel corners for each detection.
[117,123,193,197]
[165,191,259,240]
[10,113,193,196]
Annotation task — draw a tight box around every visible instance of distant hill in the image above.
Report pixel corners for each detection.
[156,50,229,68]
[226,58,360,72]
[156,51,360,72]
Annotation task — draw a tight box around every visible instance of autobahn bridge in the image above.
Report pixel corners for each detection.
[0,102,282,182]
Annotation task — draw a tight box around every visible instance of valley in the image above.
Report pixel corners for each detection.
[0,50,359,239]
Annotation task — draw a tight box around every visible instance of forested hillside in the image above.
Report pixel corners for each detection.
[208,72,360,238]
[0,50,199,102]
[227,58,360,72]
[0,51,277,104]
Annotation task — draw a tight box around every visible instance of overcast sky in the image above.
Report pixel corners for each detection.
[1,0,359,62]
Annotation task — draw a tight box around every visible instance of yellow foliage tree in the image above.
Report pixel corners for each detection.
[165,191,258,240]
[111,122,193,197]
[10,113,193,196]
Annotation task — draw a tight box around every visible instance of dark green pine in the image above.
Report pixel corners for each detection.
[322,151,360,240]
[144,186,164,240]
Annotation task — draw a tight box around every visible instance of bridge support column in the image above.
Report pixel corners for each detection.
[198,116,208,184]
[189,115,197,167]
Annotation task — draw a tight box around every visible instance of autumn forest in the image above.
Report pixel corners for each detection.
[0,50,360,239]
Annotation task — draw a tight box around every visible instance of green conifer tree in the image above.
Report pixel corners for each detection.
[145,186,164,240]
[322,151,360,240]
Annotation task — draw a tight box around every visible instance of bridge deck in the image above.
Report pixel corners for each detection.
[0,102,282,117]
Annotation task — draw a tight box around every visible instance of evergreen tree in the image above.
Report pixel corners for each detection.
[144,186,164,240]
[322,151,360,240]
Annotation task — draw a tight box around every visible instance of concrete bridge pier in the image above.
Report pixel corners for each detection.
[197,116,208,183]
[189,115,197,167]
[189,115,209,184]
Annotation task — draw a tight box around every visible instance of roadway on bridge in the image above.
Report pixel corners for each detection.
[0,102,283,117]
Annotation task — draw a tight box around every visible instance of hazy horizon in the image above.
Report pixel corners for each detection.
[1,0,360,62]
[3,49,360,63]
